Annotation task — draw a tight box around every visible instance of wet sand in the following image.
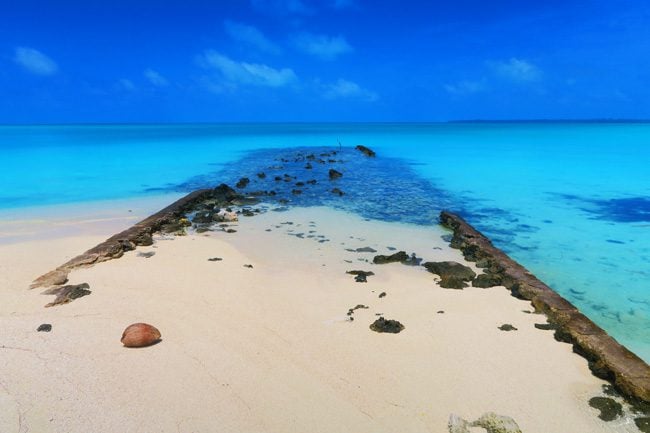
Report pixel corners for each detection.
[0,203,632,433]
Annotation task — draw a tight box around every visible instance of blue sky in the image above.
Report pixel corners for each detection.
[2,0,649,122]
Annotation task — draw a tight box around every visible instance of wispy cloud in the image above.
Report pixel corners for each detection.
[116,79,136,91]
[144,69,169,87]
[293,33,352,60]
[250,0,311,15]
[490,58,542,82]
[224,20,281,55]
[444,80,486,96]
[322,79,377,101]
[14,47,58,76]
[198,50,297,89]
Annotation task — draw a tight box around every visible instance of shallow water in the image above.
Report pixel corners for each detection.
[1,123,648,361]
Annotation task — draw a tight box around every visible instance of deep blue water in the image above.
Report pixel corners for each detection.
[1,123,648,361]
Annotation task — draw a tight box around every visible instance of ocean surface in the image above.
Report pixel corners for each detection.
[1,123,649,361]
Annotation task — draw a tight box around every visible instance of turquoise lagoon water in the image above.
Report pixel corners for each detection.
[1,123,649,361]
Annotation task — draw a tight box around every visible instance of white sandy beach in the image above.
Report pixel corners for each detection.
[0,203,632,432]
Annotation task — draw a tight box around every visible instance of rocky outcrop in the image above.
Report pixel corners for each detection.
[355,145,376,157]
[439,210,650,404]
[31,185,242,290]
[423,261,476,289]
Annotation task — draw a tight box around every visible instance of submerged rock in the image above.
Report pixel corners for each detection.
[423,261,476,289]
[331,188,345,196]
[137,251,156,258]
[356,246,377,253]
[235,177,250,189]
[370,317,404,333]
[588,396,623,421]
[355,145,376,157]
[328,169,343,180]
[43,283,91,307]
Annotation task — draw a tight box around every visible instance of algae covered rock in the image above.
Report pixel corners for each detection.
[588,396,623,421]
[370,317,404,333]
[423,261,476,289]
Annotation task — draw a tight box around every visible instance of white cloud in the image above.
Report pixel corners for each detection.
[14,47,58,76]
[224,20,281,55]
[250,0,311,14]
[144,69,169,87]
[322,79,377,101]
[293,33,352,60]
[444,80,486,96]
[490,58,542,82]
[198,50,297,88]
[116,79,136,91]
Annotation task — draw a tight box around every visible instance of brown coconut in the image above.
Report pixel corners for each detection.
[121,323,161,348]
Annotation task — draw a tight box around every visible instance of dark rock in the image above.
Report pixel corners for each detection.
[292,189,302,195]
[192,211,215,224]
[423,261,476,289]
[241,209,255,217]
[373,251,408,264]
[133,230,154,246]
[370,317,404,333]
[588,396,623,421]
[274,176,282,181]
[137,251,156,258]
[346,270,374,283]
[473,272,503,288]
[355,145,376,157]
[347,304,369,316]
[37,324,52,332]
[43,283,91,307]
[305,163,313,169]
[295,181,305,187]
[356,247,377,253]
[534,323,555,330]
[635,417,650,432]
[231,196,261,206]
[378,292,386,298]
[498,324,518,331]
[331,188,345,196]
[257,172,266,179]
[329,169,343,180]
[437,310,445,314]
[208,257,223,262]
[306,179,317,185]
[243,264,254,268]
[236,177,250,189]
[225,229,237,233]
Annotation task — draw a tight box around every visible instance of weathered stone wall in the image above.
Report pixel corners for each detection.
[440,210,650,404]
